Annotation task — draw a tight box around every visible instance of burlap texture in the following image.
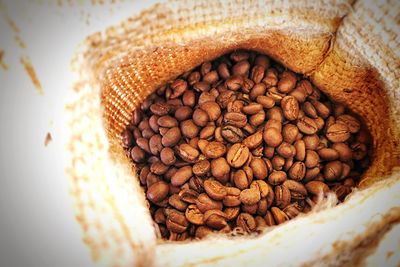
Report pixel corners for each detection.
[67,0,400,266]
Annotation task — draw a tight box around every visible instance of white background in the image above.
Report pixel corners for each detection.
[0,1,160,266]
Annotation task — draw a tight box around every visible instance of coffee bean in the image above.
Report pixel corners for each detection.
[211,157,230,183]
[236,213,257,233]
[326,123,350,143]
[204,210,228,230]
[250,83,267,100]
[283,180,307,200]
[162,127,181,147]
[224,112,248,128]
[305,150,320,168]
[282,124,299,144]
[171,166,193,186]
[336,114,360,133]
[288,161,306,181]
[276,142,296,158]
[192,159,210,176]
[256,95,275,109]
[178,143,199,162]
[150,103,171,116]
[332,143,353,162]
[281,96,299,120]
[305,181,329,196]
[195,226,214,239]
[201,101,221,121]
[242,103,263,115]
[179,189,199,204]
[324,160,343,181]
[196,193,223,213]
[121,129,134,148]
[204,141,227,159]
[223,187,241,206]
[233,169,253,190]
[147,181,169,203]
[271,155,285,171]
[150,161,169,175]
[199,125,216,140]
[250,180,270,198]
[189,176,204,193]
[232,60,250,76]
[263,127,283,148]
[297,116,318,135]
[243,131,263,149]
[180,120,199,139]
[250,65,265,83]
[271,207,287,225]
[169,194,188,211]
[130,146,145,163]
[221,126,244,143]
[185,204,204,225]
[250,158,268,179]
[318,148,339,161]
[283,203,301,219]
[277,71,297,93]
[166,211,189,233]
[240,188,261,205]
[264,211,276,226]
[204,179,227,200]
[268,171,287,185]
[226,143,250,168]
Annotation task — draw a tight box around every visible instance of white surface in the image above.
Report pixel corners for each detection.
[0,1,159,266]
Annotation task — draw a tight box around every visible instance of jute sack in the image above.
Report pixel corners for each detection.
[66,0,400,266]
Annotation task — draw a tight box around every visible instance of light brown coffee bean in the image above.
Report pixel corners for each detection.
[189,176,204,193]
[226,143,250,168]
[266,106,284,121]
[233,169,253,190]
[169,194,188,211]
[282,124,299,144]
[166,211,189,233]
[242,103,263,115]
[268,171,287,185]
[250,158,269,179]
[204,179,227,200]
[351,142,368,160]
[250,65,265,83]
[171,166,193,186]
[201,101,221,121]
[305,150,320,168]
[283,203,302,219]
[275,185,291,209]
[305,181,329,196]
[288,161,306,181]
[193,108,209,127]
[263,127,283,148]
[223,112,248,128]
[147,181,169,203]
[177,143,199,163]
[256,95,275,109]
[250,83,267,100]
[157,115,178,128]
[278,71,297,93]
[236,213,257,233]
[130,146,146,163]
[161,127,181,147]
[175,106,193,121]
[243,131,263,149]
[199,125,216,140]
[250,180,270,198]
[192,159,210,177]
[225,75,244,91]
[150,161,169,175]
[232,60,250,76]
[294,139,306,161]
[324,160,343,181]
[297,116,318,135]
[204,212,228,230]
[303,134,320,150]
[185,205,204,225]
[179,188,199,204]
[150,103,171,116]
[240,188,261,205]
[276,142,296,158]
[271,207,288,225]
[210,157,230,183]
[204,141,227,159]
[221,125,244,143]
[283,180,307,200]
[304,167,321,181]
[318,148,339,161]
[326,123,350,143]
[224,207,240,221]
[332,143,353,162]
[332,185,352,201]
[180,120,199,139]
[336,114,360,133]
[264,211,276,226]
[196,193,223,213]
[281,96,299,121]
[223,187,241,207]
[148,134,162,155]
[271,155,285,171]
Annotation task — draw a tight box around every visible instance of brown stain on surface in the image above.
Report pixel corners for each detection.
[20,57,44,95]
[44,132,52,146]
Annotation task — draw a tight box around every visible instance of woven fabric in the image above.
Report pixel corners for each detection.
[67,0,400,266]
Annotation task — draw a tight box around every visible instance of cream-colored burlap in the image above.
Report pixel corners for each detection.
[67,0,400,266]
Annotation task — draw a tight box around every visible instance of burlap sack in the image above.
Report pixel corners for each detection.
[66,0,400,266]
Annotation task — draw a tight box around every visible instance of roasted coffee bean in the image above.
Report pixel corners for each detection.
[236,213,257,233]
[281,96,299,120]
[288,161,306,181]
[211,157,230,183]
[196,193,223,213]
[271,207,287,225]
[243,131,263,149]
[192,159,210,176]
[171,166,193,186]
[224,112,248,128]
[326,123,351,143]
[226,143,250,168]
[166,211,189,233]
[297,116,318,135]
[263,127,283,148]
[204,141,226,159]
[221,126,244,143]
[204,179,227,200]
[123,50,371,240]
[178,143,199,162]
[147,181,169,203]
[250,158,268,179]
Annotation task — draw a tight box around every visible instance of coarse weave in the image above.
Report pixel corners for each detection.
[66,0,400,266]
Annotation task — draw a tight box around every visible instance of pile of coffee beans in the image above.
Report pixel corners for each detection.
[122,51,371,241]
